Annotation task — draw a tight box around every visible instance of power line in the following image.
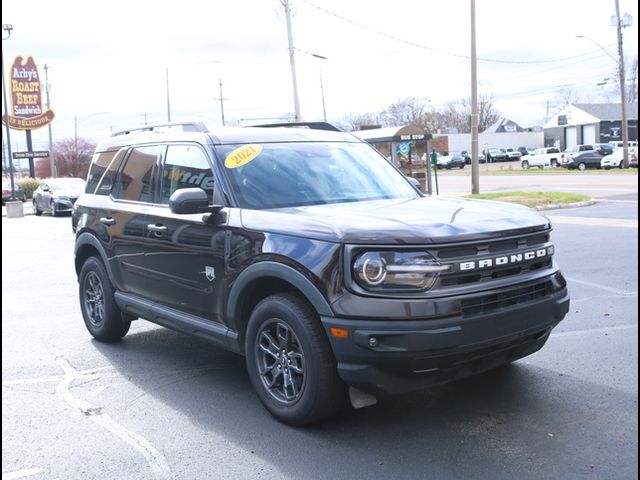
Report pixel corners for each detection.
[300,0,619,65]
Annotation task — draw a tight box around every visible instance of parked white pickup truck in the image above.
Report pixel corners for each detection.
[520,147,561,169]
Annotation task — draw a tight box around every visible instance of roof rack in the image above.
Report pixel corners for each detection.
[249,121,342,132]
[111,121,209,137]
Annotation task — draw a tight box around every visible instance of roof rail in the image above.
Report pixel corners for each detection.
[111,121,209,137]
[248,121,342,132]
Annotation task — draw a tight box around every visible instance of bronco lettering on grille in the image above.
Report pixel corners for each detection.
[458,248,550,272]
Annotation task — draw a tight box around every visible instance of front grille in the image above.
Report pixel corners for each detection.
[460,281,552,316]
[430,232,554,290]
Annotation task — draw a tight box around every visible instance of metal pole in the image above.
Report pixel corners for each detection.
[615,0,629,168]
[25,130,34,177]
[219,79,226,126]
[44,63,55,177]
[470,0,480,194]
[283,0,301,121]
[2,24,16,200]
[166,67,171,122]
[319,70,327,122]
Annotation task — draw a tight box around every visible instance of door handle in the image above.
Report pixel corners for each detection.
[100,217,116,226]
[147,224,167,233]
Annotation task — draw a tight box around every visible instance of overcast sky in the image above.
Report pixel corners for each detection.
[2,0,638,151]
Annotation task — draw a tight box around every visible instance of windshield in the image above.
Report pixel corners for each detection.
[216,142,418,209]
[48,178,86,190]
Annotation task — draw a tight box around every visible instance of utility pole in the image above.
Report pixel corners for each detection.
[2,24,16,200]
[614,0,629,168]
[166,67,171,122]
[283,0,301,121]
[44,63,55,177]
[215,79,228,125]
[470,0,480,194]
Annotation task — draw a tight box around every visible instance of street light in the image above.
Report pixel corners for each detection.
[2,23,17,200]
[576,3,632,167]
[310,53,328,122]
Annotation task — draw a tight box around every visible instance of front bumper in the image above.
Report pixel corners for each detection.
[321,281,569,395]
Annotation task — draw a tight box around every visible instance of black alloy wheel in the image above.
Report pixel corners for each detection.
[79,257,130,341]
[245,293,346,426]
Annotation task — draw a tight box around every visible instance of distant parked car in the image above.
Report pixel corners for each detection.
[517,146,536,156]
[32,177,86,216]
[436,152,465,169]
[521,147,561,169]
[461,150,471,164]
[561,151,602,170]
[594,143,614,156]
[601,146,638,169]
[2,181,26,204]
[608,140,638,149]
[486,148,507,163]
[505,148,522,161]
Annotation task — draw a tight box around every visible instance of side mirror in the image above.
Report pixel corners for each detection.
[169,188,222,215]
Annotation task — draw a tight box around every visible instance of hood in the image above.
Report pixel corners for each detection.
[240,196,550,244]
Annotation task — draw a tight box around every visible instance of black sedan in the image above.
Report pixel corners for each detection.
[560,151,602,170]
[2,182,27,204]
[33,178,86,216]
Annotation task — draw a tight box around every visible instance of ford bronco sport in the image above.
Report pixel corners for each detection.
[72,122,570,425]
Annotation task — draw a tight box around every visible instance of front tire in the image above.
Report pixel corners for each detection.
[521,160,529,170]
[577,162,586,171]
[50,201,57,217]
[79,257,130,342]
[33,200,42,216]
[245,293,345,426]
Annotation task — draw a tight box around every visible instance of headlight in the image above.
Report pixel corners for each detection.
[352,251,450,292]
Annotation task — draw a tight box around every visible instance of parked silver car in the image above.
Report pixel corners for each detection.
[33,178,86,216]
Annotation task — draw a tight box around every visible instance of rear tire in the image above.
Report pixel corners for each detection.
[79,257,130,342]
[577,162,586,171]
[245,293,346,426]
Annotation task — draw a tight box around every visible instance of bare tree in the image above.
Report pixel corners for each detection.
[379,97,432,128]
[431,94,501,133]
[340,112,381,132]
[626,56,638,104]
[52,138,96,178]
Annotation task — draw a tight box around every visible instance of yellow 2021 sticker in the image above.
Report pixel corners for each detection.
[224,144,262,168]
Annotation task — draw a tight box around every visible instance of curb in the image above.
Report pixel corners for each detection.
[534,199,597,211]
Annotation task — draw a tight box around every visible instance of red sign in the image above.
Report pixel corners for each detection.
[1,56,55,130]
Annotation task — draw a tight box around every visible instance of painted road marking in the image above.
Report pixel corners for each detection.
[547,215,638,228]
[2,469,41,479]
[55,356,174,480]
[552,324,638,338]
[565,277,637,297]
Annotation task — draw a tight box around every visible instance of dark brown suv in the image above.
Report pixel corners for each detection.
[72,122,570,425]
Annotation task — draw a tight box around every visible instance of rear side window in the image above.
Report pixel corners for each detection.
[112,146,161,202]
[95,150,127,196]
[86,151,115,194]
[548,148,559,154]
[159,144,214,204]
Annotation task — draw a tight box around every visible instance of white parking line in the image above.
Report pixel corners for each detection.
[547,215,638,228]
[55,357,174,480]
[552,324,638,337]
[565,277,637,297]
[2,468,41,480]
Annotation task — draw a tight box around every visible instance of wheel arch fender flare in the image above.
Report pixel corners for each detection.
[74,232,114,280]
[226,261,333,334]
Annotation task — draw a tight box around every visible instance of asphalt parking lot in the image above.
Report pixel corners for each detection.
[2,177,638,480]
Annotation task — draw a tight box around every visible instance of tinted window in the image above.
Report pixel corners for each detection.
[86,152,115,194]
[95,150,127,196]
[113,146,160,202]
[160,144,214,204]
[548,148,559,154]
